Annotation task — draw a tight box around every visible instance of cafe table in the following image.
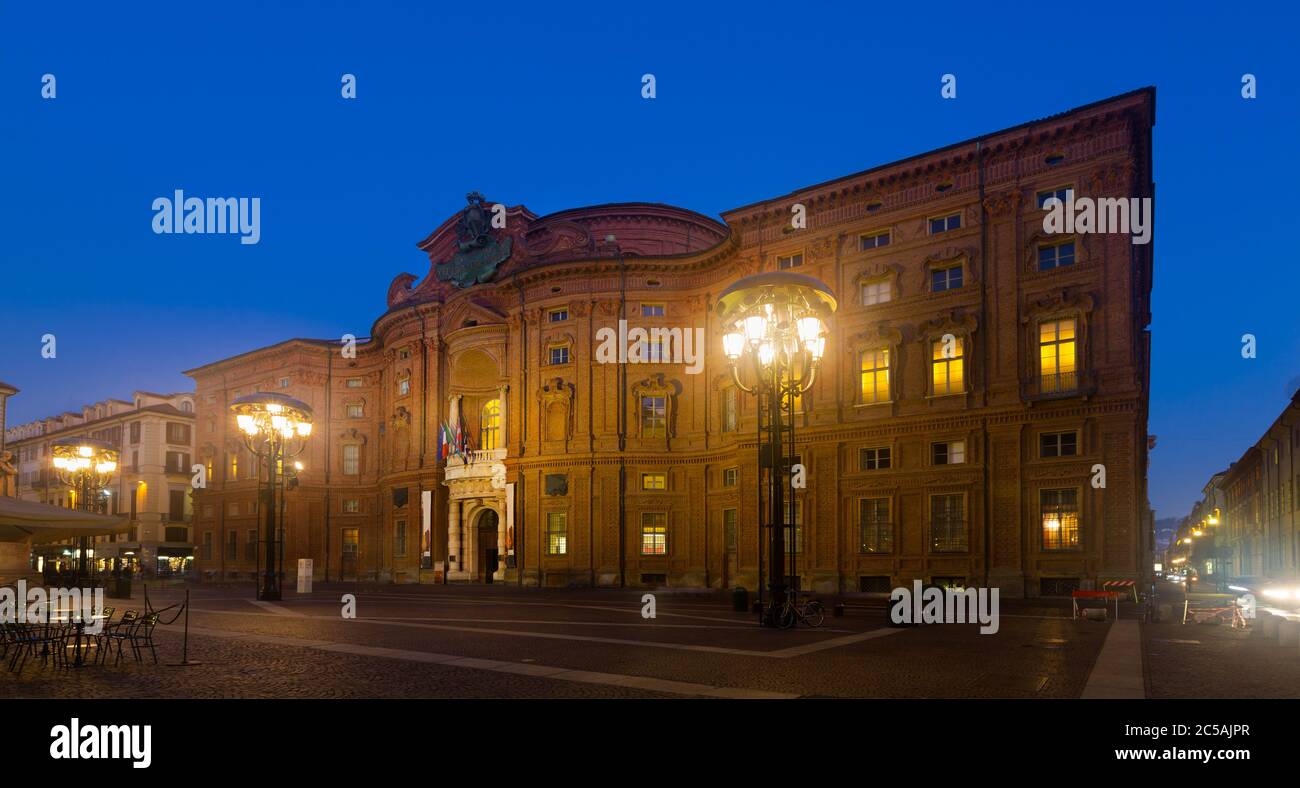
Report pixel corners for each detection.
[50,612,109,668]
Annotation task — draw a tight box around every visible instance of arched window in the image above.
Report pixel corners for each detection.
[480,399,501,451]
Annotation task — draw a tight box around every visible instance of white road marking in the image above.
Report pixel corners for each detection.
[160,626,798,699]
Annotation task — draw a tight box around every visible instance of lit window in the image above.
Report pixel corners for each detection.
[859,498,892,553]
[862,280,892,305]
[930,494,967,552]
[347,403,364,418]
[549,345,570,365]
[640,303,665,318]
[859,231,891,250]
[1039,319,1077,393]
[1036,186,1073,209]
[929,213,961,234]
[931,337,965,396]
[783,500,803,554]
[640,396,666,438]
[1038,240,1076,271]
[859,348,890,404]
[548,308,568,323]
[642,473,666,491]
[777,253,803,270]
[931,265,963,292]
[398,378,410,396]
[1040,432,1078,458]
[860,447,890,470]
[546,512,567,555]
[230,455,238,479]
[641,513,667,555]
[1041,489,1080,551]
[480,399,501,450]
[723,467,738,487]
[932,441,966,465]
[343,444,360,475]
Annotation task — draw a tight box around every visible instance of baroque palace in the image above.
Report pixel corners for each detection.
[186,88,1155,597]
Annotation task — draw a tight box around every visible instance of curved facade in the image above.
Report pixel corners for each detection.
[187,88,1154,596]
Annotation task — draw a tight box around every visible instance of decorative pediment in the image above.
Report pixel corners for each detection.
[1021,288,1096,322]
[631,372,680,398]
[854,323,904,346]
[983,190,1022,219]
[923,246,980,282]
[538,377,574,405]
[919,309,979,337]
[443,298,507,330]
[338,427,368,445]
[853,263,903,303]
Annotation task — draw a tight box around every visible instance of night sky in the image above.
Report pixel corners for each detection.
[2,1,1296,520]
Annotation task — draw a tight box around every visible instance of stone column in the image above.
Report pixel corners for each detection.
[498,385,508,452]
[495,502,507,581]
[448,498,462,579]
[465,508,477,580]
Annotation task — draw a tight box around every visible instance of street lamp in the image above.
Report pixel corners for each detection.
[717,271,836,626]
[50,437,118,583]
[230,393,312,601]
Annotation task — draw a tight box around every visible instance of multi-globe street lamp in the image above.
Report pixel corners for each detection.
[717,272,836,626]
[230,393,312,601]
[50,437,119,582]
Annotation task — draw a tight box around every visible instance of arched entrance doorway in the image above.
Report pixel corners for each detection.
[476,508,500,583]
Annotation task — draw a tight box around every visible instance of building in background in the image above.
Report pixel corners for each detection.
[186,88,1155,596]
[0,380,17,497]
[3,390,197,576]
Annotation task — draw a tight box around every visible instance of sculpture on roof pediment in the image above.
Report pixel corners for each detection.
[434,192,514,289]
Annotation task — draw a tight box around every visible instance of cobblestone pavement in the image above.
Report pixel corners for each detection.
[2,583,1124,699]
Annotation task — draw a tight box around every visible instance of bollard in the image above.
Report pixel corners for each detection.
[1279,619,1300,647]
[833,602,845,618]
[1262,612,1280,639]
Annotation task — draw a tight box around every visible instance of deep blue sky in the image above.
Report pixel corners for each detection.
[1,1,1296,519]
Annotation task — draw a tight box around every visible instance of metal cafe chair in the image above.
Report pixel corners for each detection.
[127,613,161,665]
[96,609,140,667]
[6,620,68,673]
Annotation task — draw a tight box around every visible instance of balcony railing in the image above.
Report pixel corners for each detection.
[444,448,507,482]
[1022,370,1096,402]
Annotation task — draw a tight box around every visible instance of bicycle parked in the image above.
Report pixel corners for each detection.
[774,592,824,629]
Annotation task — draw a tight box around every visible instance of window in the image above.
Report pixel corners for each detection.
[394,520,407,557]
[168,489,187,522]
[930,494,967,552]
[1039,318,1077,393]
[245,529,258,561]
[932,441,966,465]
[722,387,737,432]
[398,377,410,396]
[131,450,139,472]
[227,530,238,561]
[929,213,961,234]
[931,265,963,292]
[931,337,965,396]
[859,348,890,404]
[166,422,191,445]
[1040,431,1078,458]
[640,303,665,318]
[646,340,666,363]
[278,377,290,389]
[347,403,364,418]
[783,499,803,554]
[229,454,237,480]
[130,422,141,444]
[861,279,892,305]
[860,447,891,470]
[343,444,360,475]
[166,451,191,473]
[228,502,239,517]
[859,231,891,250]
[1036,186,1073,209]
[723,467,738,487]
[545,512,567,555]
[343,498,359,514]
[859,498,892,553]
[480,399,501,450]
[346,377,363,388]
[398,347,411,360]
[202,531,213,561]
[1038,240,1076,271]
[548,308,569,323]
[1041,489,1080,550]
[641,473,667,491]
[777,253,803,270]
[724,509,737,552]
[640,396,666,438]
[641,513,668,555]
[548,345,570,365]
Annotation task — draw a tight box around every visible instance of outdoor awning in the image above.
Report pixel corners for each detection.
[0,497,131,543]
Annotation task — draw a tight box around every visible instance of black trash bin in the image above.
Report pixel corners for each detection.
[731,586,749,612]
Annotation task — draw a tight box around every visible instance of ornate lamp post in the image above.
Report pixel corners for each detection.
[51,437,119,582]
[230,393,313,601]
[717,272,836,626]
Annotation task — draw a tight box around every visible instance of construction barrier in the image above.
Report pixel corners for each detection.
[1072,590,1119,621]
[1102,579,1139,603]
[1182,592,1246,628]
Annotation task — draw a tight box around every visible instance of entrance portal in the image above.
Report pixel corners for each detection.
[477,509,499,583]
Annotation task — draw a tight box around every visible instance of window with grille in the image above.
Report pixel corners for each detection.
[930,494,967,552]
[480,399,501,450]
[641,473,666,491]
[723,467,738,487]
[1039,318,1077,393]
[722,387,737,432]
[545,512,567,555]
[343,444,360,475]
[724,508,737,552]
[641,396,666,437]
[859,498,892,553]
[641,512,667,555]
[1041,489,1080,551]
[394,520,407,557]
[860,447,891,470]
